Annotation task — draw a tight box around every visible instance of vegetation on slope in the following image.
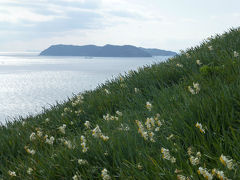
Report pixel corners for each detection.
[1,28,240,180]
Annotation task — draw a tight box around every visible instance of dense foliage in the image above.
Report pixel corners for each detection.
[1,28,240,180]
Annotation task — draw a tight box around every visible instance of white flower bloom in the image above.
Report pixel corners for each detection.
[188,86,196,95]
[58,124,66,134]
[72,174,81,180]
[100,135,109,141]
[185,52,190,58]
[193,82,200,93]
[44,135,48,139]
[78,159,88,165]
[220,154,235,170]
[92,125,109,142]
[234,51,239,57]
[188,82,200,95]
[196,60,202,65]
[72,175,78,180]
[177,175,188,180]
[83,121,90,129]
[81,145,88,153]
[212,169,228,180]
[116,111,123,116]
[64,107,71,113]
[37,130,43,137]
[101,168,111,180]
[146,102,152,111]
[81,135,86,143]
[64,140,74,149]
[157,120,163,127]
[73,95,84,105]
[146,117,155,129]
[72,102,77,107]
[137,163,143,170]
[161,147,176,163]
[134,88,140,93]
[141,131,148,140]
[81,135,88,152]
[45,118,50,122]
[46,136,55,145]
[145,118,153,130]
[92,125,102,138]
[187,147,193,155]
[208,46,213,51]
[8,170,16,177]
[22,121,26,126]
[195,122,205,133]
[29,149,36,155]
[149,132,155,142]
[149,131,154,138]
[77,94,84,101]
[196,152,201,157]
[189,156,200,166]
[136,120,149,140]
[136,120,144,129]
[197,167,213,180]
[27,168,33,175]
[24,146,36,155]
[167,134,174,140]
[176,63,183,68]
[30,132,36,141]
[103,114,111,121]
[171,157,176,163]
[104,89,110,94]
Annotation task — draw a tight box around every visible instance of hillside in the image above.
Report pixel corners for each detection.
[1,28,240,179]
[39,44,176,57]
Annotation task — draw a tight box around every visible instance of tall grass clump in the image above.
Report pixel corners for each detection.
[1,27,240,180]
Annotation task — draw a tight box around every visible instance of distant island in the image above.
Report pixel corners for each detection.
[39,44,177,57]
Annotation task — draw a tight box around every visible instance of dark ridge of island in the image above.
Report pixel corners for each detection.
[39,44,177,57]
[139,47,177,56]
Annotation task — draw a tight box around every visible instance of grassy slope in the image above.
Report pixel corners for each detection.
[1,28,240,180]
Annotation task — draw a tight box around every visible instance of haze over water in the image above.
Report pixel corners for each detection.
[0,53,170,124]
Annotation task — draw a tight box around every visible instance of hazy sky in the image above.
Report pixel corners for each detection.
[0,0,239,52]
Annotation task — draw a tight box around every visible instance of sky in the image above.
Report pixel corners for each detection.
[0,0,239,52]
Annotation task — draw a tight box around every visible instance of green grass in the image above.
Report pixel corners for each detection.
[1,28,240,180]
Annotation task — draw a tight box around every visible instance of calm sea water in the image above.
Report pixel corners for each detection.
[0,53,170,124]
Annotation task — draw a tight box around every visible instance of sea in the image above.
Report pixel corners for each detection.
[0,52,171,124]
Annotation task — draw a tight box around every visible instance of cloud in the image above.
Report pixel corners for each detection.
[0,0,198,51]
[32,10,103,33]
[0,0,162,40]
[0,6,59,24]
[1,0,240,52]
[0,0,104,36]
